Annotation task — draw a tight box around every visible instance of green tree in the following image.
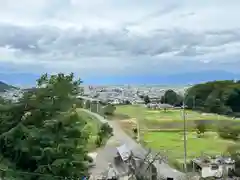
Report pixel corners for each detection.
[0,96,5,104]
[143,95,150,104]
[195,120,206,137]
[84,100,91,109]
[100,123,113,136]
[204,94,232,115]
[0,73,90,180]
[95,123,113,147]
[185,80,240,115]
[224,87,240,112]
[161,89,182,106]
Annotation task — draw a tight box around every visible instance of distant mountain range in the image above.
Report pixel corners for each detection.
[0,81,17,92]
[0,70,239,86]
[82,70,240,85]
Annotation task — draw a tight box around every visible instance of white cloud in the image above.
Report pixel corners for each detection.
[0,0,240,78]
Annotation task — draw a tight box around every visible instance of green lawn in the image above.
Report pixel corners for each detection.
[115,105,238,129]
[142,131,235,162]
[115,105,233,121]
[115,105,239,169]
[77,109,101,151]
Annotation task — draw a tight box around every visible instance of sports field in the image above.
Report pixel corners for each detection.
[115,105,233,121]
[115,105,236,130]
[142,131,235,162]
[114,105,238,167]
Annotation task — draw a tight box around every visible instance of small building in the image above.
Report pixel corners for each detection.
[116,144,132,162]
[146,103,174,110]
[113,144,158,180]
[158,103,174,109]
[192,156,235,178]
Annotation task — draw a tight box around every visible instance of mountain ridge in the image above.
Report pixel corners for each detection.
[82,70,240,85]
[0,81,18,92]
[0,70,239,86]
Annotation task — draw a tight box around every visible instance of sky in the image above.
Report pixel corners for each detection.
[0,0,240,85]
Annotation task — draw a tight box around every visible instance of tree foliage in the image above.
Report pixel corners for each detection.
[185,80,240,115]
[0,73,90,180]
[195,120,206,137]
[161,89,183,106]
[84,100,91,109]
[102,104,116,115]
[143,95,150,104]
[95,123,113,147]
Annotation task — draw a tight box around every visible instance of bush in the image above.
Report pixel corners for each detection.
[100,123,113,136]
[133,127,138,135]
[143,95,150,104]
[102,104,116,115]
[85,100,91,109]
[218,124,240,140]
[95,136,103,147]
[195,120,206,136]
[75,99,84,108]
[95,123,113,148]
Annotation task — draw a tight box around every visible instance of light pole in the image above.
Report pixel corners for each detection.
[137,118,140,143]
[183,93,187,173]
[136,106,141,143]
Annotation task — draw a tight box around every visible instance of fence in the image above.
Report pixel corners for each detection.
[0,168,87,180]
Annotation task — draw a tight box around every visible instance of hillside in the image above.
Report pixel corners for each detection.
[0,81,17,92]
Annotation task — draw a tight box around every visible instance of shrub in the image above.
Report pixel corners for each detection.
[100,123,113,136]
[133,127,138,135]
[218,124,240,140]
[95,136,103,147]
[195,120,207,136]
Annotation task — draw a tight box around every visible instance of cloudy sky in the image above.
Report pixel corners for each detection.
[0,0,240,82]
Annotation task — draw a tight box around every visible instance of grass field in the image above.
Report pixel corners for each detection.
[142,131,235,162]
[77,109,101,151]
[115,105,238,130]
[115,105,233,121]
[114,105,239,167]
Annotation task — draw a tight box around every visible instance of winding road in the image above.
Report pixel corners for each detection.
[82,109,185,179]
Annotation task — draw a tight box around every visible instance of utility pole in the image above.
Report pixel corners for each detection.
[183,95,187,173]
[96,101,99,113]
[89,100,92,112]
[137,118,140,143]
[136,107,141,143]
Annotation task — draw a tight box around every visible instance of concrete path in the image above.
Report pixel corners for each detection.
[82,109,185,180]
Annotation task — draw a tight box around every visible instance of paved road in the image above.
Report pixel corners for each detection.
[82,109,185,179]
